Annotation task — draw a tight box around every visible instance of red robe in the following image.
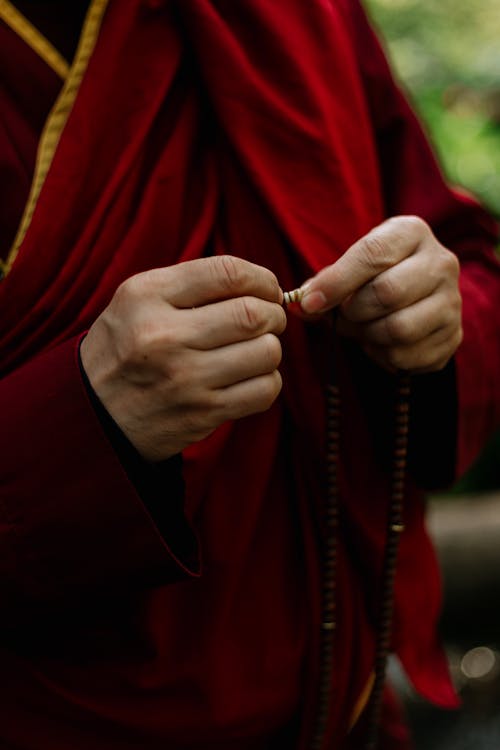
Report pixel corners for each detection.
[1,1,499,748]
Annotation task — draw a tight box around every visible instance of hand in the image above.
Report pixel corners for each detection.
[80,256,286,462]
[298,216,462,373]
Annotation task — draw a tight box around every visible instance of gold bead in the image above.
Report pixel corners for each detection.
[322,621,336,631]
[390,524,405,533]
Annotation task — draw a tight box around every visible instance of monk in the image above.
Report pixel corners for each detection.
[0,1,499,748]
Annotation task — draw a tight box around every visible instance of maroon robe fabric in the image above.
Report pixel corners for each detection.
[1,1,500,748]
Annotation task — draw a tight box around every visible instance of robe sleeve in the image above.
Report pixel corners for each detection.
[0,335,200,627]
[346,0,500,487]
[78,344,187,515]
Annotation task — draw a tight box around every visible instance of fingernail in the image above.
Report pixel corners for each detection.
[301,288,327,314]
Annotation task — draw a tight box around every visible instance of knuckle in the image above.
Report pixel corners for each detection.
[361,233,390,272]
[398,214,429,236]
[275,305,288,334]
[262,333,283,369]
[214,255,247,292]
[449,325,463,354]
[384,315,409,345]
[234,296,262,333]
[161,355,185,387]
[269,271,282,299]
[115,272,149,304]
[123,323,181,378]
[371,274,398,310]
[129,320,169,364]
[210,388,231,416]
[445,297,462,328]
[161,348,202,390]
[109,322,147,368]
[440,248,460,278]
[384,215,429,245]
[257,371,282,410]
[435,327,463,371]
[114,277,135,304]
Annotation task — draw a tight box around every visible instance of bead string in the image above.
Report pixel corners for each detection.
[283,289,411,749]
[309,382,341,750]
[363,373,411,750]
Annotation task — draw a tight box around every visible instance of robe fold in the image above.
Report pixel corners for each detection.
[1,0,499,748]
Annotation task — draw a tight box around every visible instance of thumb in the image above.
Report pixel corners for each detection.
[299,218,420,314]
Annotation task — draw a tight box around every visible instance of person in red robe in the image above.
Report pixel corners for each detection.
[0,1,499,748]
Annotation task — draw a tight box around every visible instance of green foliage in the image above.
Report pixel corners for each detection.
[365,0,500,216]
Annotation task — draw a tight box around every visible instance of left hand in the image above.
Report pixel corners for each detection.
[298,216,463,373]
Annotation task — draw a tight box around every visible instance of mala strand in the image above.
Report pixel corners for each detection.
[363,373,411,750]
[284,288,411,749]
[309,381,341,750]
[317,373,410,750]
[284,286,341,749]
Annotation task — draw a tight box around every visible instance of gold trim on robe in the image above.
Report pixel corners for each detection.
[2,0,109,277]
[0,0,70,79]
[348,670,376,731]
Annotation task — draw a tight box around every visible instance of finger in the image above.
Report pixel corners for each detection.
[180,297,287,349]
[214,370,283,419]
[300,216,428,314]
[151,256,283,308]
[340,254,441,323]
[194,334,282,389]
[338,291,460,347]
[364,325,462,374]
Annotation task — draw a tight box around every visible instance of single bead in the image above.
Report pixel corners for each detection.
[283,287,304,305]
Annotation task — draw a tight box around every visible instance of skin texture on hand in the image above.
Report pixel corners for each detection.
[298,216,463,374]
[80,256,286,462]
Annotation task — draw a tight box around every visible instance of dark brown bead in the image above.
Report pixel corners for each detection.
[396,402,410,413]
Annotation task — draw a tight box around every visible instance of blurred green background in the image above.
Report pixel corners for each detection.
[365,0,500,217]
[365,0,500,492]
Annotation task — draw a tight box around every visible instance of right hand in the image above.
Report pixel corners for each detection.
[80,256,286,462]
